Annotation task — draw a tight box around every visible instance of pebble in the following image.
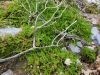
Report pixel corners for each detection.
[77,41,83,48]
[69,44,80,53]
[97,67,100,71]
[0,27,22,36]
[64,58,72,66]
[91,27,100,46]
[1,69,13,75]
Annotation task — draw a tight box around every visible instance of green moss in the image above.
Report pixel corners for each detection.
[81,47,96,63]
[0,25,33,58]
[23,48,81,75]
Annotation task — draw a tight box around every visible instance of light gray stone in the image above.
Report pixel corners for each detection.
[91,27,99,35]
[83,13,88,17]
[0,27,22,36]
[92,21,97,25]
[95,34,100,45]
[91,27,100,46]
[91,35,95,40]
[69,44,80,53]
[77,41,83,48]
[61,47,67,51]
[1,69,13,75]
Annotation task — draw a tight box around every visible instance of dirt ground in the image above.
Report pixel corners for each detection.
[0,58,30,75]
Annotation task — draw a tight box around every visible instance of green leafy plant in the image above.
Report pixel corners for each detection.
[81,47,96,63]
[0,25,33,58]
[23,48,81,75]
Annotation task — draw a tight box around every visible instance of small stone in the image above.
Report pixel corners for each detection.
[91,35,96,40]
[77,41,83,48]
[61,47,66,51]
[1,69,13,75]
[91,27,99,36]
[69,44,80,53]
[30,65,32,68]
[83,13,88,17]
[37,66,39,68]
[81,69,92,75]
[60,72,63,75]
[64,58,72,66]
[97,67,100,71]
[76,59,82,65]
[92,21,97,25]
[92,40,99,46]
[0,27,22,36]
[95,34,100,45]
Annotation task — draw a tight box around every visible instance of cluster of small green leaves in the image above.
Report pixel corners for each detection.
[81,47,96,63]
[23,48,81,75]
[0,25,33,58]
[0,0,28,27]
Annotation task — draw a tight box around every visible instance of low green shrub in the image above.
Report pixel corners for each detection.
[23,48,81,75]
[81,47,96,63]
[0,25,33,58]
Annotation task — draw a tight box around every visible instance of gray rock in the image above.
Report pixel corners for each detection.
[77,41,83,48]
[91,27,100,46]
[69,44,80,53]
[61,47,67,51]
[95,34,100,45]
[0,27,22,36]
[91,18,97,25]
[1,69,13,75]
[83,13,88,17]
[92,21,97,25]
[92,40,99,45]
[91,27,99,35]
[90,35,96,40]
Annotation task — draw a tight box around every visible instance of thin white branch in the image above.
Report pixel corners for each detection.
[52,20,77,45]
[20,2,30,13]
[26,0,31,12]
[33,1,63,47]
[57,33,67,45]
[54,7,67,19]
[43,21,56,28]
[37,7,59,29]
[34,0,48,27]
[0,45,59,63]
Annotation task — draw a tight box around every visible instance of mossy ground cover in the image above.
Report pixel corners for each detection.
[81,47,96,63]
[0,0,93,74]
[23,48,81,75]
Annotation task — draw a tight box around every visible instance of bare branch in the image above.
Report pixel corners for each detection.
[57,33,67,45]
[37,7,59,29]
[52,20,77,45]
[20,2,30,13]
[26,0,31,12]
[0,45,59,63]
[42,21,56,28]
[54,7,67,19]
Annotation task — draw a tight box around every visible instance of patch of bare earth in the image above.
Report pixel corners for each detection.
[0,58,30,75]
